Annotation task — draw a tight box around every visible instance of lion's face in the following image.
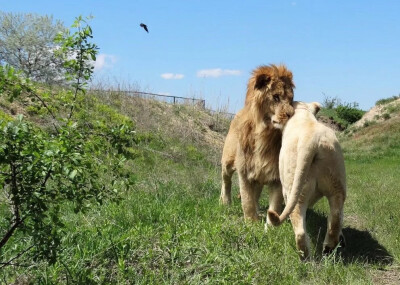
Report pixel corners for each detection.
[268,81,294,129]
[247,65,295,129]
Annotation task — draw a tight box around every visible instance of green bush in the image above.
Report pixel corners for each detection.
[0,16,138,267]
[382,113,391,120]
[336,103,364,125]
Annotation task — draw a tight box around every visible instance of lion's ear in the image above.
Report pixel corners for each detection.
[254,74,271,90]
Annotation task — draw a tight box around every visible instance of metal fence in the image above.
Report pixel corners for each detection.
[90,89,235,120]
[91,89,206,108]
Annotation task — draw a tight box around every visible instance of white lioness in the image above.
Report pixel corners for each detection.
[267,101,346,259]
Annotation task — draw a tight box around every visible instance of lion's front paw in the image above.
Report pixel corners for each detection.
[219,196,231,205]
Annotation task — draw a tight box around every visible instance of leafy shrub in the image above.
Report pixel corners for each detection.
[382,113,391,120]
[336,103,364,125]
[0,16,138,267]
[363,120,377,128]
[1,116,118,262]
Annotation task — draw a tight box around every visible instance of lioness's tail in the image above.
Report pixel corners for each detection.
[268,141,316,226]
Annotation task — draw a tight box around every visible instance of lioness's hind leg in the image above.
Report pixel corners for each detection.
[323,192,345,254]
[220,161,235,205]
[290,204,310,260]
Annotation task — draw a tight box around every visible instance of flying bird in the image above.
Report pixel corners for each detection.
[140,23,149,33]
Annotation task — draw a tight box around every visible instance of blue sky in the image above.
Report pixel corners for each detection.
[1,1,400,113]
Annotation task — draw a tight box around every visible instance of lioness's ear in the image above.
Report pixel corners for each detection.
[255,74,271,90]
[309,102,322,115]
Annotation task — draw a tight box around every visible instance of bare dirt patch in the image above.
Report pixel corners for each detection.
[354,99,400,128]
[370,267,400,285]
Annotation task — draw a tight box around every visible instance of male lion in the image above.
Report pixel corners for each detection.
[220,64,295,221]
[267,101,346,259]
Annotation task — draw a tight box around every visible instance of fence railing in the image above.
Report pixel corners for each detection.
[90,89,235,120]
[91,89,206,108]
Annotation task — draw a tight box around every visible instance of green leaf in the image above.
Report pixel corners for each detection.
[69,169,78,179]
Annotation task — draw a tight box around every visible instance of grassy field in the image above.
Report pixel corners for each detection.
[1,92,400,284]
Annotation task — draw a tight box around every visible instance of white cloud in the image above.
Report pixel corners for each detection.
[161,73,185,80]
[196,68,241,78]
[93,54,117,71]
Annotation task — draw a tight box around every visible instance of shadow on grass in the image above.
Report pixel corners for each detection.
[306,209,393,265]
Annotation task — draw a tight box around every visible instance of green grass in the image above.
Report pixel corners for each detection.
[2,91,400,284]
[1,174,372,284]
[3,145,396,284]
[345,157,400,260]
[341,117,400,160]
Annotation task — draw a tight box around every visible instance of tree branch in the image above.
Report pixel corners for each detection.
[0,245,34,269]
[0,163,23,250]
[67,45,84,121]
[0,218,22,250]
[41,167,52,188]
[28,89,60,134]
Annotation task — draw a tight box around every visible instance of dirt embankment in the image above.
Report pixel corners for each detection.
[317,116,345,131]
[354,99,400,128]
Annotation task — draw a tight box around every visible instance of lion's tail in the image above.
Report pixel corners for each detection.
[268,141,316,226]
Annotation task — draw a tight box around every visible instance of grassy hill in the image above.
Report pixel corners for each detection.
[1,84,400,284]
